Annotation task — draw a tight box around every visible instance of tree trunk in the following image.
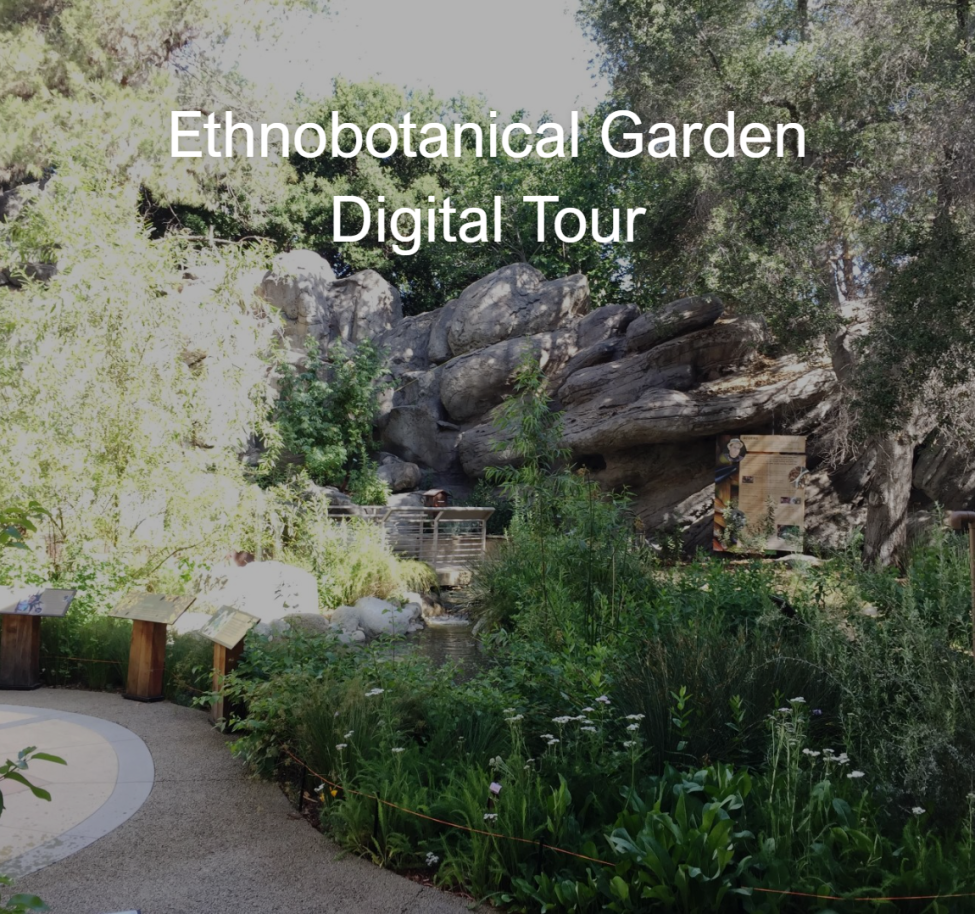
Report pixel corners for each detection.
[862,430,916,567]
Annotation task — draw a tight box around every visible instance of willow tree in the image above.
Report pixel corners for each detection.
[579,0,975,564]
[0,0,316,572]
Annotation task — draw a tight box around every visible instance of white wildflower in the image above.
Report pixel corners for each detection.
[483,813,497,822]
[627,723,640,732]
[426,852,440,866]
[912,807,925,816]
[391,747,405,754]
[777,707,792,714]
[802,749,821,757]
[335,743,347,751]
[552,716,573,725]
[344,731,354,739]
[790,697,806,704]
[546,738,560,746]
[625,714,646,722]
[623,740,637,749]
[595,695,611,705]
[505,715,524,723]
[581,707,595,713]
[540,733,555,741]
[581,726,597,733]
[365,688,385,697]
[847,770,865,779]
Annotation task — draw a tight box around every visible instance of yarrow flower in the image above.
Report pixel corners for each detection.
[595,695,611,705]
[912,807,925,816]
[581,726,597,733]
[505,714,524,723]
[483,813,497,822]
[625,714,645,722]
[426,852,440,866]
[391,747,405,754]
[344,730,354,739]
[790,696,806,704]
[847,770,865,779]
[802,748,821,757]
[365,688,385,697]
[546,738,560,746]
[540,733,555,741]
[552,716,573,725]
[335,743,347,751]
[581,707,595,713]
[627,723,640,731]
[622,740,637,749]
[777,707,792,714]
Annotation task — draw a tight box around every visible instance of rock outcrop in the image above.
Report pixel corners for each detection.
[258,252,402,354]
[252,253,975,548]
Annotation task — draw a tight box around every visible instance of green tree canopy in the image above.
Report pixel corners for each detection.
[578,0,975,563]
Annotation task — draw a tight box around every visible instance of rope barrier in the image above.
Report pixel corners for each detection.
[41,656,122,665]
[280,747,615,867]
[280,747,975,904]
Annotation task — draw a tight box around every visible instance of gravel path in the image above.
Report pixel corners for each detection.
[2,689,472,914]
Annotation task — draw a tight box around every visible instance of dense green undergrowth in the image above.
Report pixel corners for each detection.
[4,365,975,910]
[216,364,975,911]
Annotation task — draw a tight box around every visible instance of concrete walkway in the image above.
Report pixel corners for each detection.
[0,690,471,914]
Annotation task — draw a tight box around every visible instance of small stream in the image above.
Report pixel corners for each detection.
[403,619,490,679]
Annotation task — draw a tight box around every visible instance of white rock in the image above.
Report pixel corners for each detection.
[195,560,318,623]
[352,596,421,637]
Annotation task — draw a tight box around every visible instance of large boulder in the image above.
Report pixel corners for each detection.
[427,299,461,364]
[375,310,436,377]
[377,453,422,492]
[558,317,764,410]
[445,265,590,356]
[625,295,724,353]
[378,364,461,471]
[577,303,640,348]
[913,438,975,509]
[561,357,834,453]
[194,560,319,623]
[326,269,403,344]
[260,251,336,350]
[440,329,579,422]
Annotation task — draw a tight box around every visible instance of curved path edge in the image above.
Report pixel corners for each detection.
[0,705,154,879]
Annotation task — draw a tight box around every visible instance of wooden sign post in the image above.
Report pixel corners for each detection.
[0,589,75,690]
[110,594,195,702]
[199,606,259,724]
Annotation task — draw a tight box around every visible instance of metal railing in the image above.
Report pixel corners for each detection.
[325,505,494,570]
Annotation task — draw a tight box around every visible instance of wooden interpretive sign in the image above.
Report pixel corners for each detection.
[110,593,195,625]
[714,434,808,554]
[0,589,76,690]
[110,593,195,702]
[200,607,259,724]
[199,606,260,650]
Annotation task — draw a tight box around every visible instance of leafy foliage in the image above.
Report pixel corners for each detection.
[268,338,387,497]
